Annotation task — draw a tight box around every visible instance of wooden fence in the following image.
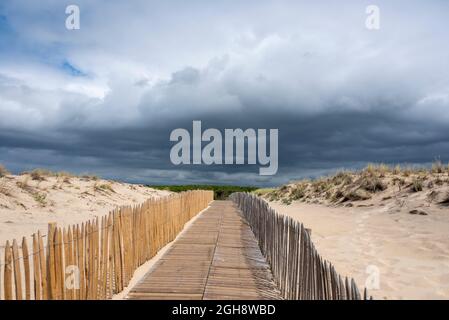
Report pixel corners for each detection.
[230,192,369,300]
[0,190,213,300]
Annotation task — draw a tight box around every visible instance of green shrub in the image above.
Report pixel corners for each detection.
[33,192,47,206]
[411,178,423,192]
[149,185,258,200]
[291,186,306,200]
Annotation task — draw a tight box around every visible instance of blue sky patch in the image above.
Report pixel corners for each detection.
[61,60,86,77]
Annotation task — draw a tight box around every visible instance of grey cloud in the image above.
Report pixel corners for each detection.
[1,1,449,186]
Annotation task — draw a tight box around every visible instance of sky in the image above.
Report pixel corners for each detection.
[0,0,449,186]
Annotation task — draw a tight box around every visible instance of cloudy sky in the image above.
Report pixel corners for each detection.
[0,0,448,186]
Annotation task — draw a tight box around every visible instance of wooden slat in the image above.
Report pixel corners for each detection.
[38,231,47,300]
[3,241,13,300]
[128,201,282,300]
[32,234,41,300]
[230,193,366,300]
[12,239,23,300]
[0,191,214,300]
[47,223,57,299]
[22,237,31,300]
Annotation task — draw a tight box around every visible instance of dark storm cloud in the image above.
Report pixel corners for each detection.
[1,0,449,186]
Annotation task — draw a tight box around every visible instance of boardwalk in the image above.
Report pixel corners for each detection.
[127,200,282,300]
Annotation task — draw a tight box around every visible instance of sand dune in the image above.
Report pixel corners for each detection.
[0,172,170,245]
[264,165,449,299]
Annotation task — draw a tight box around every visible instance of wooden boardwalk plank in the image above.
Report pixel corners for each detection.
[127,200,282,300]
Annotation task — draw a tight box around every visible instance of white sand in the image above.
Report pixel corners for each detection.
[270,201,449,300]
[0,174,171,245]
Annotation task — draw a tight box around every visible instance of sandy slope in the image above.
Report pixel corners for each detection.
[270,201,449,300]
[0,173,171,245]
[264,165,449,299]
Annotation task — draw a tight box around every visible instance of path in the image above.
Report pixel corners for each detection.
[127,200,282,300]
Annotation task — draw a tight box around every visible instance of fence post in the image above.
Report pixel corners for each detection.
[0,191,213,301]
[12,239,23,300]
[32,233,41,300]
[47,223,57,299]
[4,241,13,300]
[230,192,366,301]
[22,237,31,300]
[38,231,47,300]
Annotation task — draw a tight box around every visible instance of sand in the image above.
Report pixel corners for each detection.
[270,200,449,300]
[2,168,448,300]
[0,173,171,246]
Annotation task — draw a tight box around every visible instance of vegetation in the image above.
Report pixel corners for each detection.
[30,169,51,181]
[62,176,71,184]
[252,188,276,197]
[264,161,449,206]
[148,185,258,200]
[16,175,30,190]
[412,178,424,192]
[82,174,99,181]
[94,183,115,193]
[33,192,47,206]
[0,164,10,177]
[431,160,444,174]
[19,168,99,181]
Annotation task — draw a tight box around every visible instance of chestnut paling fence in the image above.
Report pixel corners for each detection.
[230,193,369,300]
[0,190,213,300]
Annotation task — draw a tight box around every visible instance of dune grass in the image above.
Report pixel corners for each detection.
[252,188,276,196]
[0,164,10,177]
[265,161,449,205]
